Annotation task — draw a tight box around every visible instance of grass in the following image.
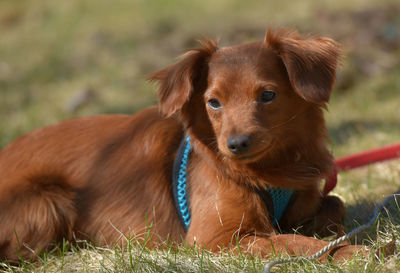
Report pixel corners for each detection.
[0,0,400,272]
[1,223,399,272]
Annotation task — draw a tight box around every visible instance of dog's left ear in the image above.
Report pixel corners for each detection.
[148,40,218,117]
[265,29,341,104]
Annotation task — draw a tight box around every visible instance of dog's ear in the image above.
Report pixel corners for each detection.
[265,29,341,104]
[148,40,218,117]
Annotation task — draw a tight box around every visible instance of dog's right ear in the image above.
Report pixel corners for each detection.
[148,40,218,117]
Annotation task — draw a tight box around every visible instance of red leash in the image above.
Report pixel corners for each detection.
[323,142,400,196]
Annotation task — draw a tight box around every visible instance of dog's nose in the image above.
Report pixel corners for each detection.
[227,135,251,155]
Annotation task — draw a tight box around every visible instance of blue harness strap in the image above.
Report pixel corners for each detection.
[268,188,294,226]
[172,136,296,231]
[172,136,192,230]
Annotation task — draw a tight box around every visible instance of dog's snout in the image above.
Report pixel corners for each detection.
[227,135,251,155]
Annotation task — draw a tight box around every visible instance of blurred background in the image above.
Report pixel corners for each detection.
[0,0,399,157]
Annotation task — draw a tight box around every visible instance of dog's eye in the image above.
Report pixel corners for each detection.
[207,99,222,110]
[260,91,276,103]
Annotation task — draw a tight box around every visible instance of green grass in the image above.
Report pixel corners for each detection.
[0,0,399,272]
[1,223,399,272]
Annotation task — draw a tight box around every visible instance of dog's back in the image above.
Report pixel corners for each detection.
[0,107,184,261]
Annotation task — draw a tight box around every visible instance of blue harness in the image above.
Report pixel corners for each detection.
[172,136,296,231]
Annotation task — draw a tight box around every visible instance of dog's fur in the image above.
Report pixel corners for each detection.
[0,29,366,262]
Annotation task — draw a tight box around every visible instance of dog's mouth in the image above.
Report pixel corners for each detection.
[227,146,269,163]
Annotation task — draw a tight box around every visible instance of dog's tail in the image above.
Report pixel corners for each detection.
[0,170,77,262]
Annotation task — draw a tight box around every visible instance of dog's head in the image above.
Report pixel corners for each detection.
[149,29,340,170]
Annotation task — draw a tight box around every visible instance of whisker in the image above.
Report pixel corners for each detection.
[267,112,301,131]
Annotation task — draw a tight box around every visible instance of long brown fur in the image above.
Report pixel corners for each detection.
[0,29,366,262]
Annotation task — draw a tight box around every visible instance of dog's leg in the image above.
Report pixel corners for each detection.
[0,173,77,262]
[297,195,345,238]
[312,195,345,237]
[238,234,366,262]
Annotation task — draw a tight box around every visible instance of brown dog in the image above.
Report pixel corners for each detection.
[0,29,365,262]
